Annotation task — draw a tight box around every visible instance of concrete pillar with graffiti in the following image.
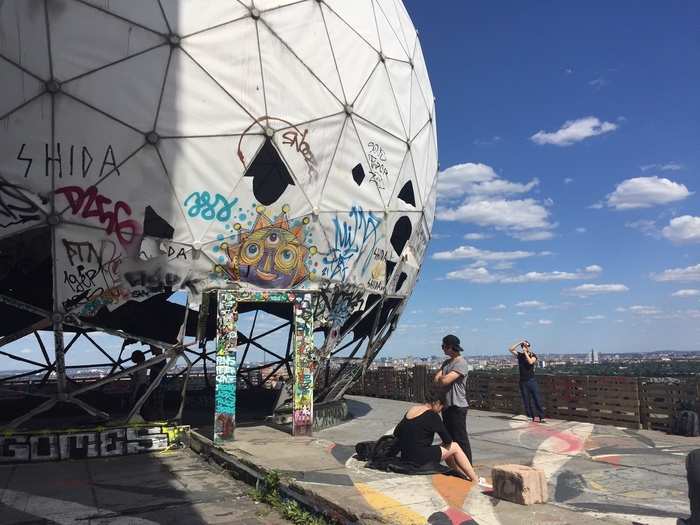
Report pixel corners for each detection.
[293,293,315,436]
[214,291,237,444]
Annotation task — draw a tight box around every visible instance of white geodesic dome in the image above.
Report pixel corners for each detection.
[0,0,437,406]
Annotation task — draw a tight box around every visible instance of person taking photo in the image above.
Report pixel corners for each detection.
[508,339,545,423]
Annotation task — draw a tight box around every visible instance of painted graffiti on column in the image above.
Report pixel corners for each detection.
[293,293,315,436]
[0,179,43,228]
[214,291,238,444]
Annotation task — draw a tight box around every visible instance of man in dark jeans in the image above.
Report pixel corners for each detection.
[681,449,700,524]
[433,334,472,464]
[508,340,545,423]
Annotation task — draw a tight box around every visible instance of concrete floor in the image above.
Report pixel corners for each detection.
[0,448,289,524]
[206,395,696,525]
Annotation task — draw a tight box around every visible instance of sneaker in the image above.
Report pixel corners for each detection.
[538,418,546,424]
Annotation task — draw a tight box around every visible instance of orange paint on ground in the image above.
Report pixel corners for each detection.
[525,424,584,454]
[432,474,475,510]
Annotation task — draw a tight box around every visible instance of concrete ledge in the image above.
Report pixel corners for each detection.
[188,429,362,525]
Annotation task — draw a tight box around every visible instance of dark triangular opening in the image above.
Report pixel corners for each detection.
[390,216,412,256]
[143,205,174,239]
[395,272,408,292]
[397,181,416,207]
[245,138,295,205]
[352,163,365,186]
[385,260,397,284]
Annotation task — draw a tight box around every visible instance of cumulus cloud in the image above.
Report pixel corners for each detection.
[492,304,507,310]
[438,306,473,314]
[626,219,660,238]
[436,162,555,240]
[538,319,552,325]
[564,178,574,184]
[662,216,700,244]
[576,227,587,234]
[565,283,629,297]
[584,315,606,320]
[531,116,617,146]
[20,348,33,354]
[437,163,538,199]
[603,177,692,210]
[516,300,546,308]
[672,289,700,297]
[446,265,602,284]
[652,264,700,283]
[511,230,556,241]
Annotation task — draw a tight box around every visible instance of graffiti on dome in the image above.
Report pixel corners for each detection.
[184,191,239,222]
[321,206,383,281]
[366,141,388,190]
[219,205,317,289]
[16,142,120,179]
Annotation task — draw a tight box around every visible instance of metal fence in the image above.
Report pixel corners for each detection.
[348,366,700,431]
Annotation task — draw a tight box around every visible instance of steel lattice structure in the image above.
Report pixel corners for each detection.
[0,0,437,430]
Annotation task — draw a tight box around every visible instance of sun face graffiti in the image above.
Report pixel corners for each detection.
[221,206,317,289]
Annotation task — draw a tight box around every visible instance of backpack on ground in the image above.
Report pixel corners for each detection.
[354,435,400,463]
[672,410,700,437]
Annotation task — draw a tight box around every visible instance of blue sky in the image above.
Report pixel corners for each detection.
[387,0,700,357]
[1,2,699,370]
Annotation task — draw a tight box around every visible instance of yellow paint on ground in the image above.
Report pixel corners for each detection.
[355,482,427,525]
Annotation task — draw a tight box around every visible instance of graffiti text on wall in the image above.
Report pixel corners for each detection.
[322,206,383,281]
[0,426,186,463]
[367,141,388,190]
[214,291,238,444]
[0,179,42,228]
[184,191,239,222]
[293,293,315,436]
[17,142,120,179]
[55,186,140,246]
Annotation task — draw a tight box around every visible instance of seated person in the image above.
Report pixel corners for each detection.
[393,385,478,481]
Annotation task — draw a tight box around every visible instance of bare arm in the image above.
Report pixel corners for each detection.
[508,341,523,356]
[525,351,537,365]
[435,370,462,387]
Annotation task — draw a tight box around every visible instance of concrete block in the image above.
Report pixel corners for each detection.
[492,464,548,505]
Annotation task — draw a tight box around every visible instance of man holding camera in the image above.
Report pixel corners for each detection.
[508,340,545,423]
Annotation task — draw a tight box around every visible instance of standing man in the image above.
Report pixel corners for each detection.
[680,449,700,524]
[433,334,472,464]
[508,340,545,423]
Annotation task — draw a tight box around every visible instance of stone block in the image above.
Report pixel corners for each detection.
[491,464,548,505]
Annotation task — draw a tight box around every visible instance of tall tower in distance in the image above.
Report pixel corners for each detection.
[590,348,599,365]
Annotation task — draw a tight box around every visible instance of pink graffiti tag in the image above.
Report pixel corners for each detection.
[55,186,140,246]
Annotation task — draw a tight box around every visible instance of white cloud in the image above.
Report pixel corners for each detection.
[584,315,606,320]
[510,230,555,241]
[437,163,538,199]
[531,116,617,146]
[446,265,601,284]
[604,177,692,210]
[564,178,574,184]
[626,219,660,238]
[629,305,661,316]
[432,245,535,262]
[485,317,503,322]
[438,198,552,231]
[516,311,526,316]
[652,264,700,283]
[20,348,33,354]
[463,233,489,240]
[588,77,607,89]
[516,300,545,308]
[492,304,507,310]
[615,307,627,312]
[473,136,502,146]
[662,216,700,244]
[640,162,684,172]
[576,227,587,234]
[538,319,552,325]
[672,289,700,297]
[566,283,629,297]
[438,306,473,314]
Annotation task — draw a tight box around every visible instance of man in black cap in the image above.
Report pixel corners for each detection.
[433,334,472,464]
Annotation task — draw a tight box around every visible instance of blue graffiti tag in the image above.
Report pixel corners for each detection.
[322,206,382,280]
[184,191,239,222]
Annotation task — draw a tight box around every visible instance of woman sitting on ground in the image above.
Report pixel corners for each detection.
[393,386,478,481]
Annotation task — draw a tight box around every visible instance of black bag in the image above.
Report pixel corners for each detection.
[354,435,400,462]
[672,410,700,437]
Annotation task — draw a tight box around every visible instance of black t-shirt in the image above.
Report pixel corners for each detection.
[393,410,452,460]
[517,352,536,381]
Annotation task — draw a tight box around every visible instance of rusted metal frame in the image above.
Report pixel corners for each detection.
[83,332,122,370]
[70,395,110,420]
[0,369,48,384]
[283,321,293,378]
[249,320,291,342]
[62,331,82,355]
[125,353,178,422]
[53,321,67,395]
[3,398,57,431]
[238,359,285,375]
[0,294,52,318]
[324,338,364,391]
[65,316,178,352]
[38,365,56,388]
[244,338,287,362]
[237,310,258,379]
[172,352,193,422]
[0,319,52,348]
[0,348,47,368]
[33,330,52,366]
[260,360,286,386]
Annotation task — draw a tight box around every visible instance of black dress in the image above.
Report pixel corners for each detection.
[393,410,452,465]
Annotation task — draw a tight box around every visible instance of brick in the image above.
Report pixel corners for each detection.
[491,464,548,505]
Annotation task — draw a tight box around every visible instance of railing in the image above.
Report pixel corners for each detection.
[347,366,700,432]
